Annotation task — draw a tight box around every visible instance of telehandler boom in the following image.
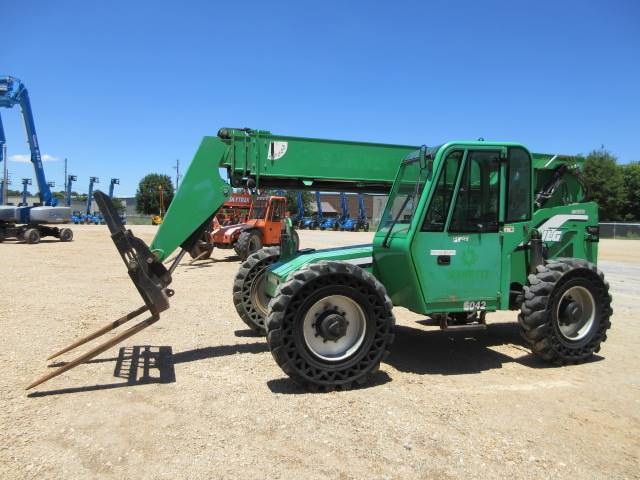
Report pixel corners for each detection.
[28,128,611,393]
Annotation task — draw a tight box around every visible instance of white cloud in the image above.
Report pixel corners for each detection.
[8,153,60,163]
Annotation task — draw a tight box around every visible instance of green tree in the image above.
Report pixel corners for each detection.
[581,148,625,221]
[112,197,126,215]
[135,174,174,215]
[621,162,640,221]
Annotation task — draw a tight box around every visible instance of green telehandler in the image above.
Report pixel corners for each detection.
[28,128,612,392]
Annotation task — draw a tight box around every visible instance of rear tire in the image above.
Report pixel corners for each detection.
[234,230,263,261]
[518,258,612,364]
[24,228,40,244]
[233,247,281,335]
[59,228,73,242]
[292,229,300,251]
[189,240,213,260]
[266,261,395,391]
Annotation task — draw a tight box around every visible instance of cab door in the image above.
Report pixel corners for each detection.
[411,147,505,313]
[265,198,285,244]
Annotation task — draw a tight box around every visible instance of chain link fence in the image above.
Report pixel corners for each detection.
[599,223,640,239]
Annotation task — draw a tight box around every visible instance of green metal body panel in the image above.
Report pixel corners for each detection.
[218,128,416,192]
[265,244,373,297]
[151,137,231,259]
[150,128,416,261]
[266,140,597,317]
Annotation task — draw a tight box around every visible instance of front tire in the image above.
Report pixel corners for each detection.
[519,258,612,364]
[266,261,395,391]
[24,228,41,244]
[59,228,73,242]
[234,230,263,261]
[233,247,281,335]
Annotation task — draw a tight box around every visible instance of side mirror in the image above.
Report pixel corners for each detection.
[419,145,434,177]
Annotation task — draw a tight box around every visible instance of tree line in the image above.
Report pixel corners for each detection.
[581,149,640,222]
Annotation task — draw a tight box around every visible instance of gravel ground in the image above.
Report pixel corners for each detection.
[1,227,638,479]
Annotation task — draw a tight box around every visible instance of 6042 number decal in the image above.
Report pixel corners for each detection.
[463,300,486,311]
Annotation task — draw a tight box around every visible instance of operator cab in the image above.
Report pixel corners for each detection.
[374,142,533,315]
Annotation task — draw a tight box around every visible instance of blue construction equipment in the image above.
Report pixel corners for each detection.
[340,194,370,231]
[320,192,347,230]
[20,178,32,205]
[0,76,72,243]
[80,176,103,224]
[108,178,120,198]
[66,175,77,207]
[86,177,98,214]
[292,192,305,227]
[0,76,58,207]
[301,191,322,229]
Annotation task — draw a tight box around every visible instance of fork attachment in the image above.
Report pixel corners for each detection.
[26,192,176,390]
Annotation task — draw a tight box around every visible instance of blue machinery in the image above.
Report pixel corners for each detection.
[108,178,120,198]
[296,192,369,231]
[86,177,99,214]
[340,193,369,231]
[66,175,77,207]
[0,75,74,243]
[301,191,322,229]
[292,192,305,227]
[20,178,32,205]
[320,191,346,230]
[0,76,57,208]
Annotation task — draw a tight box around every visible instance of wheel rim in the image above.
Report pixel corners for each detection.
[302,295,367,362]
[250,272,270,317]
[556,285,596,341]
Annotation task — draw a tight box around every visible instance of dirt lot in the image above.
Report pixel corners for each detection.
[1,227,638,479]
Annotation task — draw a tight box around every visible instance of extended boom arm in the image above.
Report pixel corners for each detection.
[27,127,415,390]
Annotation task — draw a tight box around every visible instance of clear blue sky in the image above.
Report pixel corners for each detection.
[3,0,639,196]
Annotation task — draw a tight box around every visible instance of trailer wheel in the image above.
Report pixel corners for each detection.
[518,258,612,365]
[24,228,41,244]
[266,261,395,391]
[233,247,281,334]
[59,228,73,242]
[235,230,263,261]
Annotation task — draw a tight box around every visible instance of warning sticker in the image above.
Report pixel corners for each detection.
[267,141,288,160]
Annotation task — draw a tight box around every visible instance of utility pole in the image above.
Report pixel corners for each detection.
[173,159,181,190]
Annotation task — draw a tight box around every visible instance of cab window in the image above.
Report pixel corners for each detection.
[506,147,531,222]
[449,150,501,233]
[270,200,284,221]
[422,150,463,232]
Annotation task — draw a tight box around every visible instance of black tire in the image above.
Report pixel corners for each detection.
[234,230,263,261]
[24,228,41,244]
[266,261,395,391]
[189,240,213,260]
[233,247,281,334]
[292,229,300,251]
[518,258,612,365]
[59,228,73,242]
